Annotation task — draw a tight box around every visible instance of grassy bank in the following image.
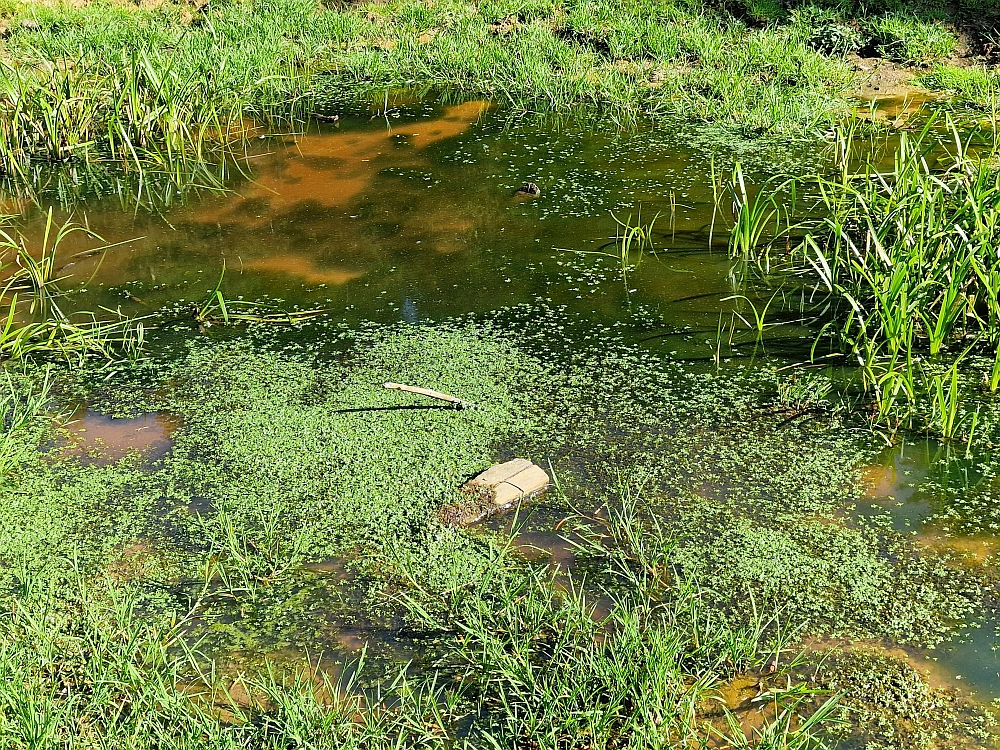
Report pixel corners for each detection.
[0,0,996,195]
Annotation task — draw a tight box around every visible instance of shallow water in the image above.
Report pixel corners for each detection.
[16,101,802,358]
[64,409,179,464]
[10,101,1000,704]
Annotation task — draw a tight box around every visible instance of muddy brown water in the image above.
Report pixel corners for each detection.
[10,100,1000,701]
[11,100,777,353]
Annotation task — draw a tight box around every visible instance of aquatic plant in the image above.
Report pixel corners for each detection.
[726,115,1000,439]
[775,370,835,414]
[727,162,796,273]
[0,366,52,478]
[558,209,658,298]
[401,495,841,749]
[722,291,785,349]
[0,311,987,746]
[202,504,308,602]
[0,211,147,362]
[193,265,325,329]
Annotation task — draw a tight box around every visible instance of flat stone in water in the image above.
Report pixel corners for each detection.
[439,458,550,526]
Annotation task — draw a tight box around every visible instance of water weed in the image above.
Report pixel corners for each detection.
[723,114,1000,440]
[0,283,989,748]
[0,211,147,362]
[192,265,325,330]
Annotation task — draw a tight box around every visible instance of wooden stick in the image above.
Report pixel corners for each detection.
[383,382,473,409]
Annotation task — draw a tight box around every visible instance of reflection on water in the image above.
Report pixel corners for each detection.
[856,442,934,532]
[11,99,738,353]
[65,410,179,464]
[246,255,362,286]
[196,100,489,226]
[855,439,1000,700]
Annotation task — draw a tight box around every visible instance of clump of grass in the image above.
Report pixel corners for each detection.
[921,64,1000,111]
[0,562,470,749]
[775,370,835,414]
[560,209,659,298]
[0,0,859,200]
[0,211,146,362]
[725,115,1000,440]
[401,498,841,749]
[0,50,249,193]
[0,365,53,478]
[866,13,958,65]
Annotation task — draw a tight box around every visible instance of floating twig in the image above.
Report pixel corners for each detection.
[383,382,473,409]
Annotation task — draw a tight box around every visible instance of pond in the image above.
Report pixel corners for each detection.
[7,97,1000,740]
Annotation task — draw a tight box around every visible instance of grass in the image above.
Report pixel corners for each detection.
[192,265,325,330]
[0,540,841,749]
[0,211,146,362]
[866,13,959,65]
[402,501,842,749]
[922,64,1000,111]
[721,115,1000,441]
[0,0,858,194]
[0,365,54,478]
[0,0,994,203]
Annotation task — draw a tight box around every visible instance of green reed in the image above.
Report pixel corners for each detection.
[0,211,146,362]
[727,162,797,274]
[194,265,325,329]
[399,491,840,750]
[0,46,266,200]
[0,503,841,750]
[0,367,54,479]
[727,114,1000,440]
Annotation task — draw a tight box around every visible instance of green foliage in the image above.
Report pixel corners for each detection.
[0,566,469,748]
[0,211,146,363]
[0,0,858,191]
[776,370,835,412]
[403,503,841,749]
[0,367,53,478]
[813,650,997,749]
[866,13,958,64]
[921,64,1000,110]
[724,116,1000,440]
[0,313,988,746]
[669,508,979,645]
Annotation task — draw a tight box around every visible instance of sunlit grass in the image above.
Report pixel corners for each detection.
[0,210,146,362]
[724,113,1000,441]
